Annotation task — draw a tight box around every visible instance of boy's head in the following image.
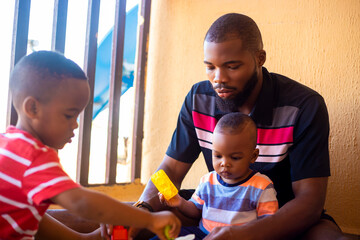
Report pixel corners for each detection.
[212,112,258,184]
[10,51,90,149]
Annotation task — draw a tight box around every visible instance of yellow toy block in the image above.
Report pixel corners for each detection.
[151,169,178,200]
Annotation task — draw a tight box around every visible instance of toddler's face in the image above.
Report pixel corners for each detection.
[212,129,258,184]
[32,78,90,149]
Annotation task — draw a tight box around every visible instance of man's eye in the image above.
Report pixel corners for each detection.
[228,65,240,70]
[206,65,215,71]
[65,114,74,119]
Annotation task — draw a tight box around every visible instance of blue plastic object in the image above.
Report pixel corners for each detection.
[93,5,138,119]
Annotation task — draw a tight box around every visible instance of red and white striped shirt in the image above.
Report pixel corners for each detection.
[0,126,80,240]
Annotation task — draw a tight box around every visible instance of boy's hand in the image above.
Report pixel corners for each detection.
[158,192,182,207]
[147,211,181,240]
[99,223,112,240]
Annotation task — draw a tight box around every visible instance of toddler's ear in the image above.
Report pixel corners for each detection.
[23,96,39,119]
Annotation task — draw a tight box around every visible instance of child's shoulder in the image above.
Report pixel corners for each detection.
[198,171,217,184]
[246,172,274,190]
[1,126,52,159]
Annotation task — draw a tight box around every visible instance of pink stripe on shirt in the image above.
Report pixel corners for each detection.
[257,127,294,145]
[192,112,217,132]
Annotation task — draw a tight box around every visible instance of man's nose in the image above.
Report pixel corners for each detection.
[213,68,226,84]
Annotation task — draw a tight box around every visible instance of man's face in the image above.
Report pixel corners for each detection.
[204,39,259,112]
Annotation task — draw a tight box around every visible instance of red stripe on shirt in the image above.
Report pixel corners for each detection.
[257,127,294,145]
[192,111,217,132]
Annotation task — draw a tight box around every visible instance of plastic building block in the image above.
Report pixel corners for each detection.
[164,225,174,240]
[112,225,128,240]
[151,169,178,200]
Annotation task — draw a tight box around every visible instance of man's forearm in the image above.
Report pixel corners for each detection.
[237,198,321,239]
[139,179,170,212]
[139,156,193,212]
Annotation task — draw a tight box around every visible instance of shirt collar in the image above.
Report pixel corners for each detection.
[250,67,274,126]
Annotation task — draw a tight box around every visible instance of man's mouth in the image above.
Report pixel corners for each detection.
[217,89,234,98]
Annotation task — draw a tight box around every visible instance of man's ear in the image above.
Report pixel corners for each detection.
[23,96,39,119]
[251,148,259,163]
[256,50,266,67]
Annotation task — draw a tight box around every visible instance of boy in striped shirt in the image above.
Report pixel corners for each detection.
[157,113,278,239]
[0,51,180,240]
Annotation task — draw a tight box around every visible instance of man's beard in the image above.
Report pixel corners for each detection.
[215,69,258,113]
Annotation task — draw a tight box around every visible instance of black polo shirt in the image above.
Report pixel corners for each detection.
[166,67,330,206]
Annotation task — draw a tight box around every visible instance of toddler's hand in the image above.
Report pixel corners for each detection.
[158,192,182,208]
[147,211,181,240]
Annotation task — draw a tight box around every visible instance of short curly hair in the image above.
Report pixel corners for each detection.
[215,112,257,148]
[204,13,263,53]
[10,51,87,107]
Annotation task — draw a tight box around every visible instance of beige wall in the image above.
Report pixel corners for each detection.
[141,0,360,234]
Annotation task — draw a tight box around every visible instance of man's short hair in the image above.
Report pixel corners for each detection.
[205,13,263,53]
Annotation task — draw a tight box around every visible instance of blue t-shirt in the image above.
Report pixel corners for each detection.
[190,171,278,234]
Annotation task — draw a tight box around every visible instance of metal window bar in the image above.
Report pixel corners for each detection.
[131,0,151,181]
[51,0,68,53]
[77,0,100,185]
[106,0,127,185]
[7,0,31,127]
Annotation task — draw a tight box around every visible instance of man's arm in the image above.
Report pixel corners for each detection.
[204,177,327,240]
[139,155,193,211]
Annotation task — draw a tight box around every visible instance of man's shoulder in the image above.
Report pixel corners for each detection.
[267,71,325,109]
[190,80,214,94]
[269,71,321,98]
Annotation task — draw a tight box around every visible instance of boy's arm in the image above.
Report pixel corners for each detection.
[176,197,202,220]
[35,213,103,240]
[160,193,202,220]
[51,187,180,239]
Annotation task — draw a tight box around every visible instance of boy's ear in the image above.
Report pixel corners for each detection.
[23,96,40,119]
[251,148,259,163]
